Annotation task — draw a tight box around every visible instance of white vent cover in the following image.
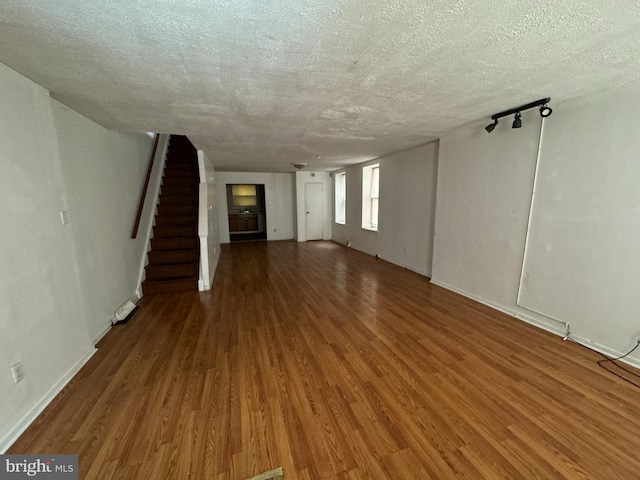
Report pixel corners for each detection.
[114,300,137,322]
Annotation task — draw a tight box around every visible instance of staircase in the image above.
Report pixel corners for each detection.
[142,135,200,294]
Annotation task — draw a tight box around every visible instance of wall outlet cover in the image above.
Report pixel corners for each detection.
[10,362,24,384]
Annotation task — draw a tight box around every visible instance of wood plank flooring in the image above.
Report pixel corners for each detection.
[9,241,640,479]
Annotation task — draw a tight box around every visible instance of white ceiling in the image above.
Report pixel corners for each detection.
[1,1,640,172]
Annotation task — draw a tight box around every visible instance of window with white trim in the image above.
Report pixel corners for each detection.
[361,164,379,231]
[335,172,346,224]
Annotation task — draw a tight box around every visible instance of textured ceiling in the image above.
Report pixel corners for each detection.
[1,1,640,172]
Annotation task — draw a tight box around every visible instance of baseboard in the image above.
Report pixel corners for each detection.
[0,347,97,453]
[93,322,112,345]
[429,278,566,337]
[430,278,640,370]
[567,334,640,370]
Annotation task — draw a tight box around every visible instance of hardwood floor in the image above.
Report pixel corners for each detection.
[9,241,640,479]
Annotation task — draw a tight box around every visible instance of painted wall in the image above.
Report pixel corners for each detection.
[197,150,221,290]
[294,171,332,242]
[215,172,295,244]
[0,63,153,451]
[517,82,640,360]
[52,101,154,339]
[432,81,640,366]
[332,142,439,276]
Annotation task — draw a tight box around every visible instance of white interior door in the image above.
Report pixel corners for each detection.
[304,183,324,241]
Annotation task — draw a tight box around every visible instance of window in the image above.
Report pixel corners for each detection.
[361,164,380,231]
[335,172,346,224]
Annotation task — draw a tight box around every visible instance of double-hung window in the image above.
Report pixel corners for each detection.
[335,172,346,224]
[361,164,379,231]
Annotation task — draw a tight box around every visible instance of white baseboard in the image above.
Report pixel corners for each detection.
[430,278,640,370]
[567,334,640,370]
[0,347,97,453]
[429,278,566,337]
[93,322,112,345]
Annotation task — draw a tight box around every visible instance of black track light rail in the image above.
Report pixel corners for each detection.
[490,98,550,121]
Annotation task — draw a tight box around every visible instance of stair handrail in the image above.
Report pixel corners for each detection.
[131,134,160,239]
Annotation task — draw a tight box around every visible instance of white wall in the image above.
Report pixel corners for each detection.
[432,81,640,366]
[197,150,221,290]
[0,63,153,451]
[294,171,332,242]
[215,172,295,244]
[332,142,439,276]
[52,102,154,338]
[518,83,640,360]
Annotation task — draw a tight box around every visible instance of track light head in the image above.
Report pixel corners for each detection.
[539,105,553,118]
[485,119,498,133]
[512,112,522,129]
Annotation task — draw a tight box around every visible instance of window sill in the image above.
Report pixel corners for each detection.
[361,226,378,232]
[335,221,346,225]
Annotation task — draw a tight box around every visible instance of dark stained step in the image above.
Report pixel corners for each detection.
[165,162,197,171]
[150,237,199,251]
[161,186,198,197]
[148,249,199,265]
[161,177,198,188]
[164,170,199,180]
[155,215,197,227]
[145,263,199,280]
[159,195,198,206]
[142,278,197,294]
[153,225,197,237]
[157,204,198,216]
[165,157,196,166]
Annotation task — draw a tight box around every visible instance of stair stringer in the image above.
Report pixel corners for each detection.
[135,134,171,298]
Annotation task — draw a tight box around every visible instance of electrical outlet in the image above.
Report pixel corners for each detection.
[60,210,69,225]
[402,246,407,254]
[11,362,24,384]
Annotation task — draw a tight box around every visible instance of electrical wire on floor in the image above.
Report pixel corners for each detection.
[596,340,640,389]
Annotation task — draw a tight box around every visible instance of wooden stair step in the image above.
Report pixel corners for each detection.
[155,215,197,227]
[142,278,197,294]
[150,237,199,251]
[156,204,198,216]
[145,263,199,280]
[161,177,198,188]
[161,186,198,196]
[165,155,196,164]
[163,170,198,180]
[164,162,197,172]
[148,249,199,265]
[153,225,197,237]
[168,142,196,153]
[159,195,198,206]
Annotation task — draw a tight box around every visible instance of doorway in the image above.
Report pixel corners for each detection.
[304,183,324,241]
[226,184,267,242]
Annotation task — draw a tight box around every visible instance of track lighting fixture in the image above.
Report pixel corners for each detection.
[512,112,522,129]
[539,105,553,117]
[485,97,551,133]
[485,119,498,133]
